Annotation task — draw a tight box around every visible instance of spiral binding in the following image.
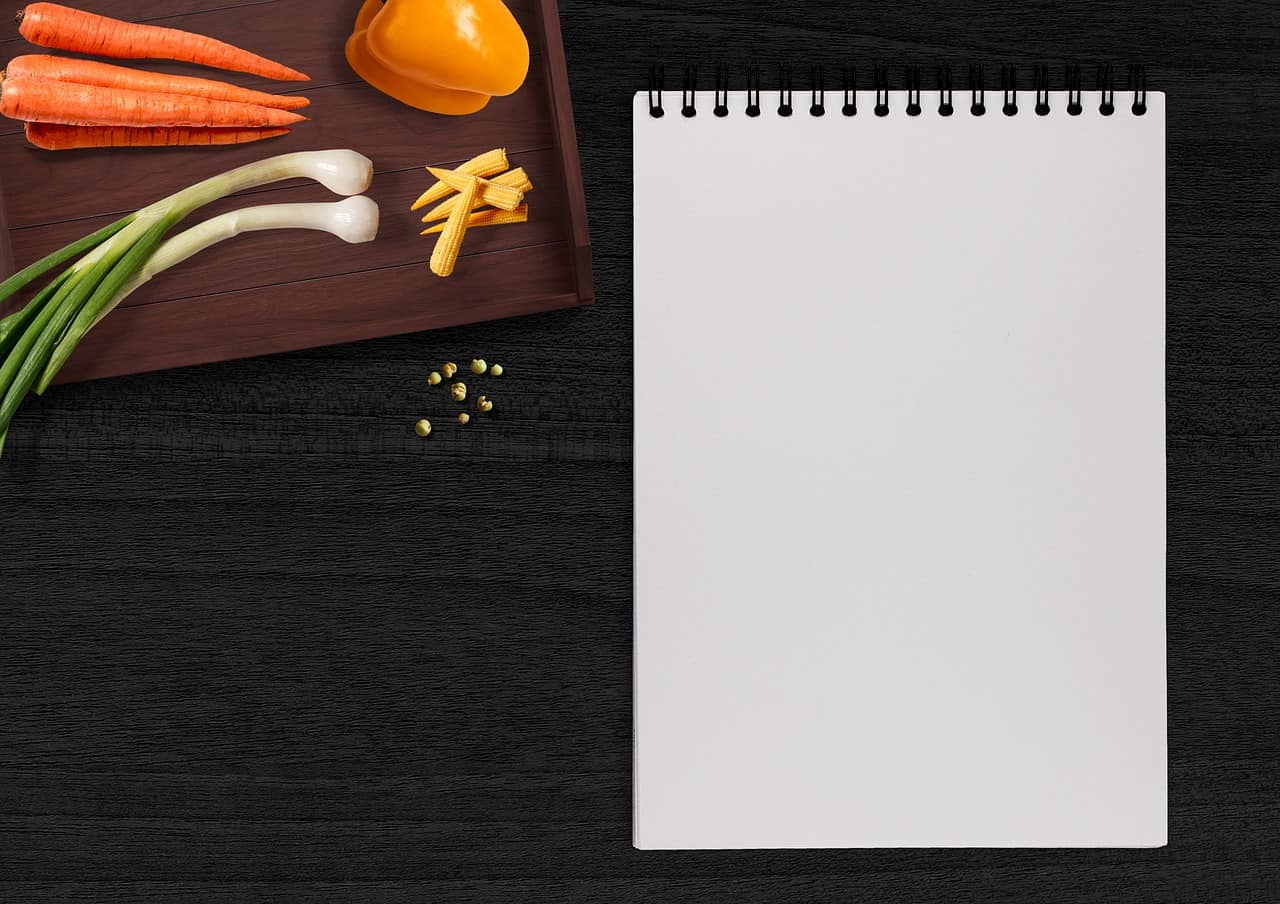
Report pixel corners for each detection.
[1034,64,1050,115]
[970,64,985,116]
[1129,64,1147,115]
[778,64,793,116]
[746,66,761,117]
[874,65,890,117]
[681,65,697,117]
[645,63,1149,118]
[1000,64,1018,116]
[810,66,825,117]
[647,65,664,118]
[1066,63,1083,115]
[905,66,922,116]
[937,65,953,116]
[1098,63,1115,116]
[713,65,729,117]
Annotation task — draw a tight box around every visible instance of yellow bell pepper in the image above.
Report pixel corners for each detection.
[345,0,531,116]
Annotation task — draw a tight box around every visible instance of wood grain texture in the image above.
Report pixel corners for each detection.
[0,165,10,277]
[2,0,1280,901]
[10,149,569,299]
[539,0,592,303]
[0,0,588,383]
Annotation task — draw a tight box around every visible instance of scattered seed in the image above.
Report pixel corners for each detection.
[427,371,442,385]
[477,395,493,413]
[458,412,471,425]
[442,362,458,379]
[470,358,487,375]
[414,419,432,437]
[451,382,467,402]
[489,364,503,377]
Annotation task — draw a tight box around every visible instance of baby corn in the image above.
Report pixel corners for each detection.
[426,167,524,212]
[430,175,478,278]
[421,169,534,224]
[411,148,508,210]
[417,149,534,278]
[421,205,529,235]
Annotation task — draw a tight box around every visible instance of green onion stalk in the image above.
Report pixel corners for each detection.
[86,196,381,335]
[0,149,375,456]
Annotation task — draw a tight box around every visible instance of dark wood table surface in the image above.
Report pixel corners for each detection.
[3,0,1278,900]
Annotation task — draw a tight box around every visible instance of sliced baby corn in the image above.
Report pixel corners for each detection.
[421,168,534,224]
[429,174,479,278]
[421,205,529,235]
[426,167,524,212]
[411,148,508,210]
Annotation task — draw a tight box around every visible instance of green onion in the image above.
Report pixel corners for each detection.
[19,215,177,408]
[46,197,380,388]
[0,215,133,309]
[87,196,380,329]
[0,149,375,453]
[0,269,72,363]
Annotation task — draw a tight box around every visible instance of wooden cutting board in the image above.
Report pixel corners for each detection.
[0,0,592,383]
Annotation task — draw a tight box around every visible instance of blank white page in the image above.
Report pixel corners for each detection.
[633,91,1166,850]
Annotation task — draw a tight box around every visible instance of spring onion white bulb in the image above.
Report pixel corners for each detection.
[139,149,376,223]
[91,197,380,329]
[9,150,375,307]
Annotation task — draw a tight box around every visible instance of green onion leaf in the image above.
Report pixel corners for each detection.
[0,215,133,308]
[37,215,180,395]
[0,269,73,364]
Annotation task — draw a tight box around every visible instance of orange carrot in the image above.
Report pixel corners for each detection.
[16,2,309,82]
[5,55,309,110]
[0,75,306,128]
[24,121,289,149]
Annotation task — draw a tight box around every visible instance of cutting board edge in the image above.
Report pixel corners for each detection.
[53,288,590,385]
[539,0,594,306]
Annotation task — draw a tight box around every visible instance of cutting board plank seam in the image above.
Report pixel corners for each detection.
[8,146,557,234]
[118,239,571,312]
[0,0,282,45]
[0,0,546,43]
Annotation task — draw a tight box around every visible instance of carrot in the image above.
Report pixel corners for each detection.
[5,55,309,111]
[16,2,309,82]
[0,75,307,128]
[24,121,290,150]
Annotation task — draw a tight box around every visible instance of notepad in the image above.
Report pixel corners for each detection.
[633,86,1166,849]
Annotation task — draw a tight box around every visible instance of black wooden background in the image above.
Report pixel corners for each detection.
[3,0,1279,900]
